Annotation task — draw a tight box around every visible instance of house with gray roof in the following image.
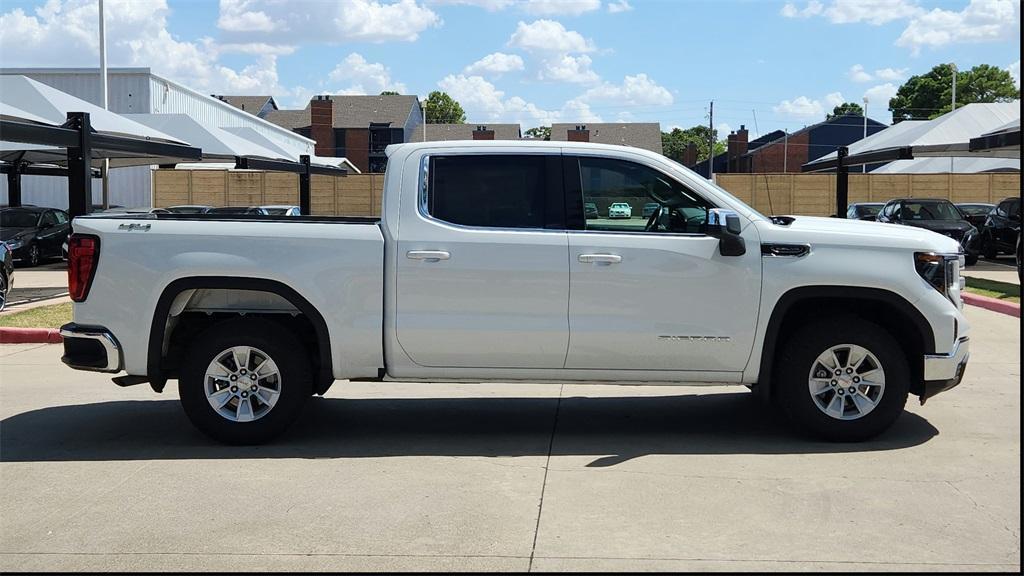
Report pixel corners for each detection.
[551,123,663,154]
[213,95,278,118]
[262,94,424,172]
[409,123,522,142]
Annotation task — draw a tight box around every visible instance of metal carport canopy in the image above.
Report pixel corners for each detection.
[802,102,1021,172]
[969,119,1021,155]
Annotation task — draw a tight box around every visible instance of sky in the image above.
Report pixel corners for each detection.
[0,0,1019,138]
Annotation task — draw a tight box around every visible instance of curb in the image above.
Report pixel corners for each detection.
[0,327,63,344]
[962,292,1021,318]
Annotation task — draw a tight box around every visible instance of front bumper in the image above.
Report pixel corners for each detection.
[921,336,970,402]
[59,323,123,373]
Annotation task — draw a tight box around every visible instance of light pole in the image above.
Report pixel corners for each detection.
[99,0,110,209]
[862,96,868,173]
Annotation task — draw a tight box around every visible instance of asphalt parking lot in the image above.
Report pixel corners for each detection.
[0,305,1019,572]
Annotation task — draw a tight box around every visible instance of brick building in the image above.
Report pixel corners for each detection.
[254,94,424,173]
[550,123,663,154]
[409,123,522,142]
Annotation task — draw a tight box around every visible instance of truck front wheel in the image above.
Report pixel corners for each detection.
[179,318,312,444]
[775,316,909,442]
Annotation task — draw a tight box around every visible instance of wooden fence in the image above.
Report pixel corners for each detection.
[715,173,1021,216]
[153,169,383,217]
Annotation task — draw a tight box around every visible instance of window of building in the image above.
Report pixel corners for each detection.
[427,155,549,229]
[574,157,711,234]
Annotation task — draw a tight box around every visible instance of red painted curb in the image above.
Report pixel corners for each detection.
[0,328,63,344]
[962,292,1021,318]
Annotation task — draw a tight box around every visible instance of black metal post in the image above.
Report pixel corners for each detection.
[6,162,23,207]
[66,112,93,218]
[299,154,311,216]
[835,146,849,218]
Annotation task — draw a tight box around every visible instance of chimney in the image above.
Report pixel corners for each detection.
[735,124,749,156]
[567,125,589,142]
[683,142,698,166]
[309,95,335,157]
[472,125,495,140]
[727,125,749,173]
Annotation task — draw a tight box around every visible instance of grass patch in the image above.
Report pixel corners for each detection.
[0,302,72,329]
[964,277,1020,304]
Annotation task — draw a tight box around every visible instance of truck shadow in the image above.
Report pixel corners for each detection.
[0,393,938,465]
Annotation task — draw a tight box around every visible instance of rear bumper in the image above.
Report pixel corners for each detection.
[921,336,970,401]
[59,323,123,373]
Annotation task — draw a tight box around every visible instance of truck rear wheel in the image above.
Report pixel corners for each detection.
[775,316,909,442]
[179,318,312,444]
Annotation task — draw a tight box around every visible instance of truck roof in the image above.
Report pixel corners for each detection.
[385,139,665,160]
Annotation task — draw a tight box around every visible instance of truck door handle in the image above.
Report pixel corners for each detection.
[407,250,450,261]
[578,253,622,264]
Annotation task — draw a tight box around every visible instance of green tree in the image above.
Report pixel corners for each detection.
[661,126,726,163]
[524,126,551,140]
[380,90,400,96]
[827,102,864,119]
[889,63,1019,122]
[424,90,466,124]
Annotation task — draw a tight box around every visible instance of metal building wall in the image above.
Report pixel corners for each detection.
[1,167,152,210]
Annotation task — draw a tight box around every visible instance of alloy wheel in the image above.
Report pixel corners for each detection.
[204,346,282,422]
[807,343,886,421]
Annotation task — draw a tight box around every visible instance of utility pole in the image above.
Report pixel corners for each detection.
[99,0,109,210]
[950,63,957,172]
[862,96,868,173]
[707,101,714,181]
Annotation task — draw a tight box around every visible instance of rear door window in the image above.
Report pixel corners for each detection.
[427,155,558,229]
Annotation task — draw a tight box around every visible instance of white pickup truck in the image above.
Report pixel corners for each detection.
[61,141,970,444]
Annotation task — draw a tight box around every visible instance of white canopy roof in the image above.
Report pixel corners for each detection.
[807,102,1021,169]
[872,157,1019,174]
[123,114,286,161]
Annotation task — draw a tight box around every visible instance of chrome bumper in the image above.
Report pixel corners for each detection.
[59,323,123,373]
[923,337,970,381]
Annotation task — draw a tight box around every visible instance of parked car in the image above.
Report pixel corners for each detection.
[955,203,995,229]
[205,206,271,215]
[260,205,302,216]
[608,202,632,219]
[642,202,661,219]
[846,202,884,221]
[584,202,599,219]
[0,206,71,267]
[979,196,1021,260]
[0,241,13,312]
[1016,231,1022,284]
[166,205,212,214]
[62,140,971,445]
[877,198,979,265]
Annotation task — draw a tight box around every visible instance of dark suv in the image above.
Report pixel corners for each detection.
[847,202,884,221]
[980,196,1021,261]
[877,198,980,265]
[0,206,71,267]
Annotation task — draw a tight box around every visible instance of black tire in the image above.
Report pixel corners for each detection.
[179,317,313,444]
[0,272,8,312]
[25,244,40,267]
[982,235,998,259]
[774,316,909,442]
[965,253,978,267]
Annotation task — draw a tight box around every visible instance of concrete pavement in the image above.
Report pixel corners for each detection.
[2,263,69,315]
[963,258,1019,286]
[0,306,1019,572]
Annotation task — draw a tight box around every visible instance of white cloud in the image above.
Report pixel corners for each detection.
[571,73,674,109]
[1009,60,1021,88]
[522,0,602,15]
[780,0,824,18]
[508,19,595,53]
[0,0,303,101]
[464,52,525,76]
[896,0,1020,54]
[848,64,873,82]
[863,83,898,107]
[427,0,515,10]
[328,53,407,95]
[824,91,846,108]
[824,0,922,25]
[716,123,733,138]
[216,0,441,43]
[773,96,825,118]
[607,0,633,13]
[438,74,560,124]
[538,54,600,83]
[874,67,908,81]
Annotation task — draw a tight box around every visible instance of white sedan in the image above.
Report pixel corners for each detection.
[608,202,632,219]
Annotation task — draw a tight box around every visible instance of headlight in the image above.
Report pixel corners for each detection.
[5,239,23,250]
[915,252,963,309]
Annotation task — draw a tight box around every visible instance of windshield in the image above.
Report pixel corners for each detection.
[167,206,208,214]
[901,201,963,221]
[0,211,40,228]
[957,205,992,216]
[207,207,251,214]
[263,208,290,215]
[859,205,882,217]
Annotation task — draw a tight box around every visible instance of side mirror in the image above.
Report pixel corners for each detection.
[707,208,746,257]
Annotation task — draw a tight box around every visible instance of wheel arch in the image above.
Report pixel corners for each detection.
[148,277,334,394]
[757,286,935,399]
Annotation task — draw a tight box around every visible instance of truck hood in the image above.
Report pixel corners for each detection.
[757,215,962,253]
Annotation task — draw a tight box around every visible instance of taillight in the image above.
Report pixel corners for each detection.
[68,235,100,302]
